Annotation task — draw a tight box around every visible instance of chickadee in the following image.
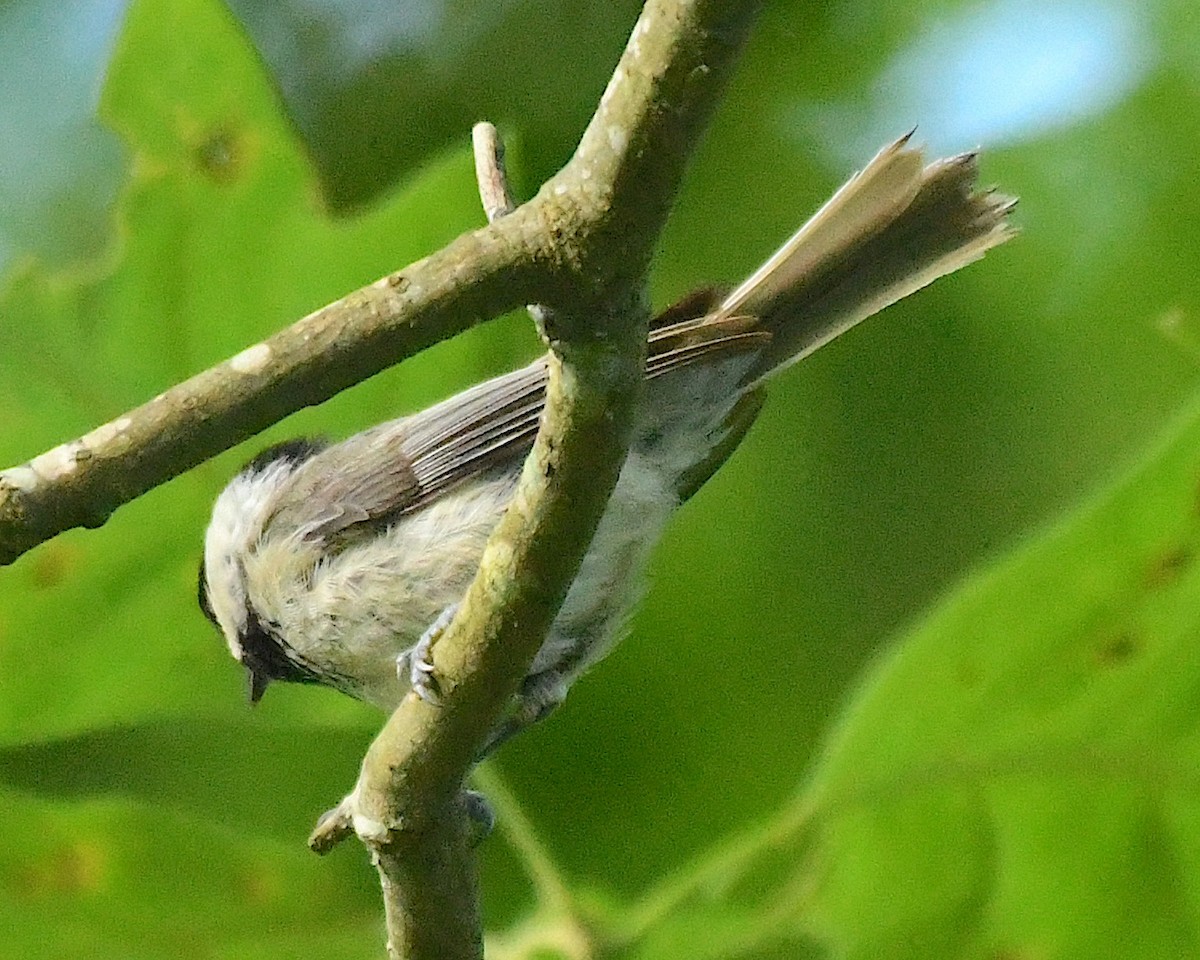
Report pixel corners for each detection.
[199,135,1015,743]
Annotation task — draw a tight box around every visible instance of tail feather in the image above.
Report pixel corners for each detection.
[714,134,1016,382]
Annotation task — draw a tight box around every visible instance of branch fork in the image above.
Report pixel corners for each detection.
[2,3,767,957]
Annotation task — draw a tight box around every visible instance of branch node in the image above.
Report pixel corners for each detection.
[309,799,356,854]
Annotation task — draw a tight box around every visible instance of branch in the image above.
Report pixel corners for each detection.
[0,0,758,570]
[0,202,547,566]
[0,0,757,568]
[307,2,764,958]
[4,0,763,955]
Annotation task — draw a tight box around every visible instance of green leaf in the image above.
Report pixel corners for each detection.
[791,394,1200,958]
[224,0,648,209]
[0,787,379,960]
[0,719,375,842]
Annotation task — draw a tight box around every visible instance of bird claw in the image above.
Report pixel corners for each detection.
[397,603,459,705]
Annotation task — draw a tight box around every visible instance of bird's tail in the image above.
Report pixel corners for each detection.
[709,132,1017,383]
[640,134,1015,502]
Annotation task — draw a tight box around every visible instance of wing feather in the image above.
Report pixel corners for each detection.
[263,313,766,547]
[261,134,1014,547]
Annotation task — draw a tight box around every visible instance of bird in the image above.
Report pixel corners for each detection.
[199,133,1016,750]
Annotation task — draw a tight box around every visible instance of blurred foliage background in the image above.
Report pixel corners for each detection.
[1,0,1199,957]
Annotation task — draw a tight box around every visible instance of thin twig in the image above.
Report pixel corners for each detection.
[470,121,556,351]
[472,122,517,222]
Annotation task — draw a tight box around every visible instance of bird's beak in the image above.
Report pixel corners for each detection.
[247,666,270,704]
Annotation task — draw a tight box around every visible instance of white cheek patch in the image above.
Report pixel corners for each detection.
[202,462,298,658]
